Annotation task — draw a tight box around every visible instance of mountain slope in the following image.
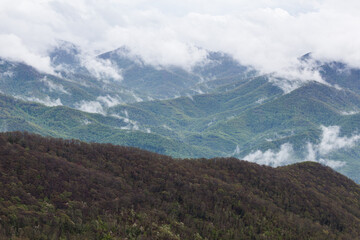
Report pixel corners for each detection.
[98,47,254,99]
[106,80,360,182]
[0,43,254,114]
[1,46,360,183]
[108,80,359,154]
[1,73,359,181]
[0,56,146,110]
[1,132,360,239]
[0,94,209,157]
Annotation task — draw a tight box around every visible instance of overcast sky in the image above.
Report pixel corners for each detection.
[0,0,359,77]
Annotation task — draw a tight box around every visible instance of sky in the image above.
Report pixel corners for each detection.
[0,0,360,78]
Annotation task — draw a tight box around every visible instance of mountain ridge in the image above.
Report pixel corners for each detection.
[0,131,360,239]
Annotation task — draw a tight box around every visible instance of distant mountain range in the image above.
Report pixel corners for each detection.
[1,132,360,239]
[0,41,359,182]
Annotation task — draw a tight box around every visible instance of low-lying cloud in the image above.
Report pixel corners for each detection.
[243,125,360,169]
[317,125,360,155]
[97,95,123,107]
[16,95,63,107]
[41,76,70,95]
[74,95,123,115]
[267,59,328,93]
[75,100,106,115]
[244,143,296,167]
[80,56,123,81]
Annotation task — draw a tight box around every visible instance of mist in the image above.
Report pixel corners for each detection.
[243,125,360,169]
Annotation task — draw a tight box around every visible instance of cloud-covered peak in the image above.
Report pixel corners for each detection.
[1,0,360,80]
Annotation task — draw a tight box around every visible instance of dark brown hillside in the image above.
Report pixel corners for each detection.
[0,132,360,239]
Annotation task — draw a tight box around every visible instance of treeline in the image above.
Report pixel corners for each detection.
[0,132,360,239]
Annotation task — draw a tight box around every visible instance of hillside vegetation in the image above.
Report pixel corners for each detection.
[0,94,208,158]
[1,132,360,239]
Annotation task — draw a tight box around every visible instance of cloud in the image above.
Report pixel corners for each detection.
[16,95,63,107]
[0,34,54,74]
[1,0,360,83]
[243,143,296,167]
[243,125,360,169]
[81,118,91,125]
[111,110,141,131]
[317,125,360,155]
[40,76,70,94]
[96,95,123,107]
[80,56,123,81]
[75,100,105,115]
[340,111,360,116]
[318,159,347,169]
[74,95,123,115]
[267,59,328,93]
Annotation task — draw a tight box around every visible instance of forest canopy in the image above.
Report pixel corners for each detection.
[0,132,360,239]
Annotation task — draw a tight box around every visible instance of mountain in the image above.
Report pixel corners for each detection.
[1,132,360,239]
[0,94,208,157]
[49,41,254,101]
[1,44,360,182]
[97,47,254,99]
[0,56,146,111]
[107,77,360,181]
[1,69,360,182]
[300,53,360,95]
[320,62,360,94]
[0,42,253,114]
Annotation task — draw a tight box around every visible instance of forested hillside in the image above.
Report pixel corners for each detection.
[1,132,360,239]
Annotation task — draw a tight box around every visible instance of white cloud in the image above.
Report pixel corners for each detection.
[81,118,91,125]
[41,76,69,94]
[317,125,360,155]
[244,143,295,167]
[339,110,360,116]
[96,95,123,107]
[1,0,360,83]
[243,125,359,169]
[75,100,105,115]
[17,95,63,107]
[0,34,54,74]
[111,110,142,131]
[256,97,267,104]
[80,56,123,81]
[318,159,347,169]
[74,95,123,115]
[267,60,328,93]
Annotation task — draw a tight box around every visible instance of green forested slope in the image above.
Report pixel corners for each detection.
[1,75,360,181]
[0,94,208,157]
